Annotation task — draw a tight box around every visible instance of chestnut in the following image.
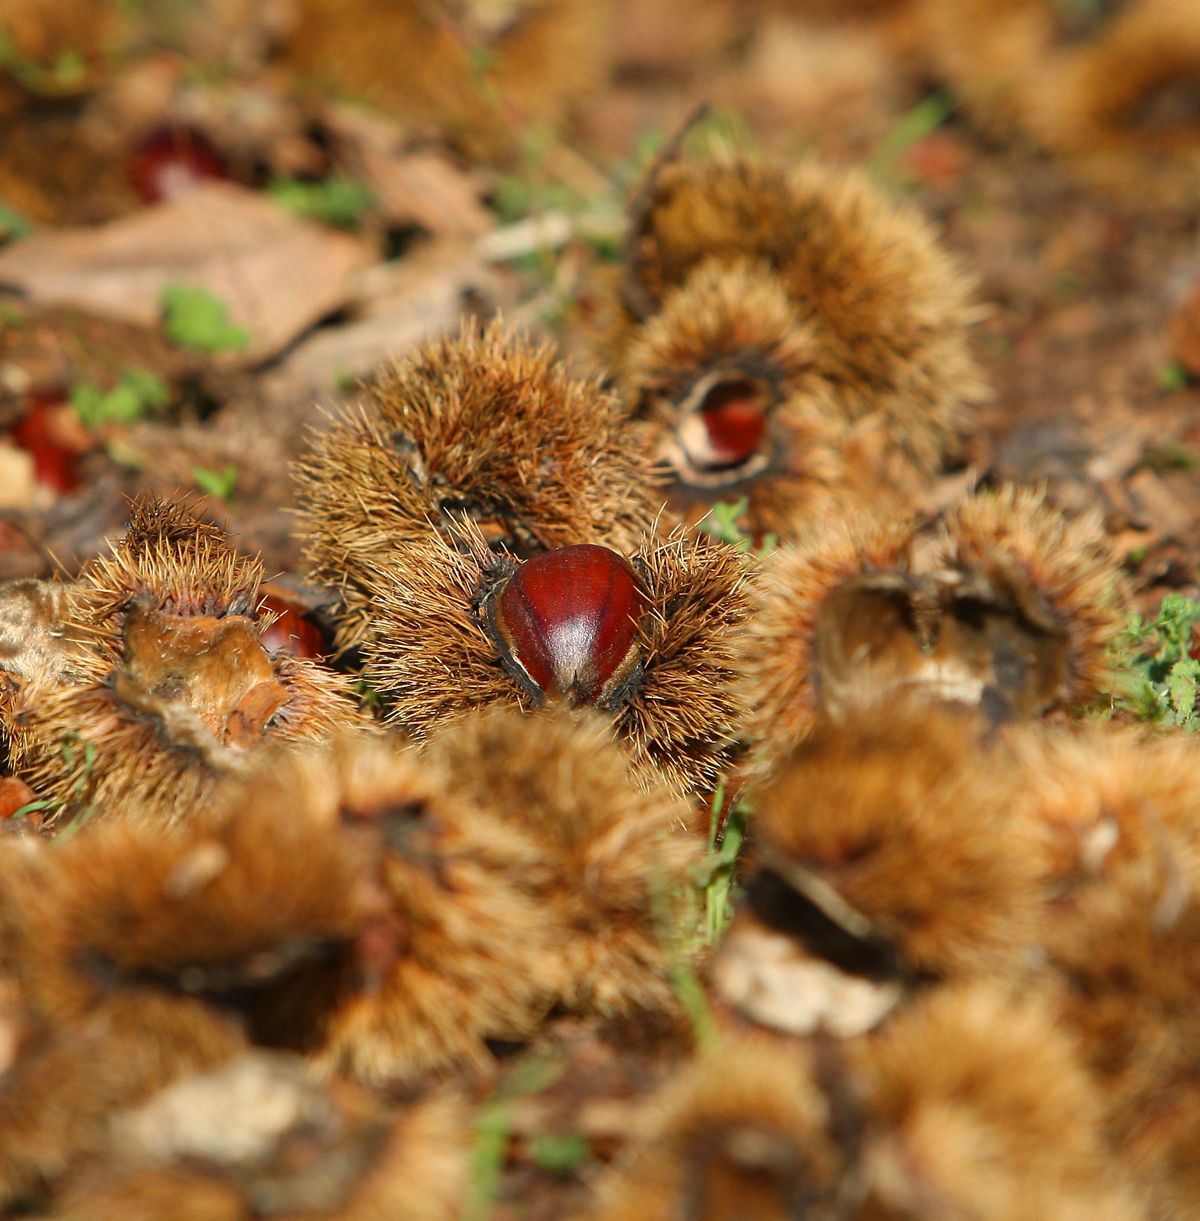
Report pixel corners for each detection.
[258,592,327,659]
[486,544,646,706]
[672,371,774,485]
[128,126,230,205]
[9,390,85,493]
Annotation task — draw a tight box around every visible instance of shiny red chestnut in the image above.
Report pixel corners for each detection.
[10,390,85,493]
[486,544,646,706]
[258,592,328,659]
[128,126,230,205]
[699,377,770,468]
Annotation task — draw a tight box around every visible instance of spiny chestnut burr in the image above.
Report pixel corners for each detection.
[206,731,565,1084]
[933,485,1131,717]
[600,143,986,526]
[15,496,363,828]
[0,796,383,1209]
[918,0,1200,206]
[362,519,751,803]
[421,707,703,1020]
[294,318,661,654]
[280,0,611,163]
[617,258,847,539]
[738,509,920,771]
[591,1036,851,1221]
[854,982,1142,1221]
[485,544,646,707]
[713,705,1038,1041]
[739,485,1130,775]
[1026,825,1200,1219]
[0,578,83,775]
[1005,722,1200,896]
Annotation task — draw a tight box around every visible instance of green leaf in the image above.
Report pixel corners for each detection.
[0,201,30,242]
[527,1132,590,1176]
[192,463,238,501]
[268,176,375,230]
[1158,362,1189,393]
[1168,659,1200,721]
[1109,594,1200,729]
[696,498,751,548]
[868,90,956,179]
[70,368,170,429]
[161,285,250,353]
[9,797,56,819]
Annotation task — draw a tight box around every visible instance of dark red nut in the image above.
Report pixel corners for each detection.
[10,390,84,493]
[258,593,327,659]
[128,126,230,205]
[699,377,770,468]
[487,544,646,705]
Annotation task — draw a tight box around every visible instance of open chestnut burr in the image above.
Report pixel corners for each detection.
[739,486,1130,773]
[597,130,986,540]
[294,319,662,654]
[8,497,362,828]
[360,521,750,803]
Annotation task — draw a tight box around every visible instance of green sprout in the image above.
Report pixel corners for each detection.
[268,176,376,230]
[1110,593,1200,730]
[161,285,250,353]
[70,368,170,429]
[192,463,238,501]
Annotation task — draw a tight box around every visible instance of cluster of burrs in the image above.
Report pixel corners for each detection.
[0,131,1168,1219]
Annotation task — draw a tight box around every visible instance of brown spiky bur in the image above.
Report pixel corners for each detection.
[591,1036,855,1221]
[19,496,362,826]
[0,995,247,1212]
[294,319,661,654]
[739,511,922,769]
[282,0,610,163]
[620,257,848,538]
[713,706,1039,1040]
[0,825,259,1207]
[0,579,83,774]
[421,706,704,1020]
[606,149,985,482]
[0,0,118,114]
[1035,867,1200,1217]
[1005,721,1200,894]
[920,0,1200,205]
[1001,724,1200,1213]
[365,520,750,802]
[934,485,1130,716]
[740,486,1130,774]
[13,791,382,1035]
[856,983,1142,1221]
[210,731,566,1084]
[57,1052,469,1221]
